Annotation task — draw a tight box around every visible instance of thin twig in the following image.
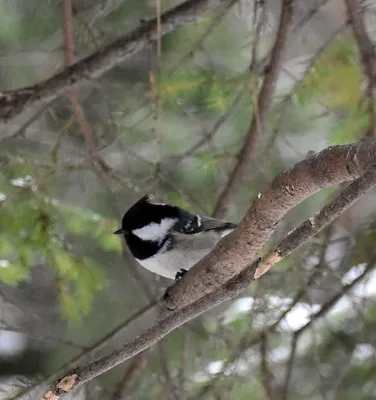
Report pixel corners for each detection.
[260,333,275,400]
[112,350,150,400]
[169,0,240,74]
[213,0,294,218]
[0,98,57,145]
[280,257,376,399]
[281,333,298,400]
[158,342,180,400]
[0,324,87,350]
[345,0,376,137]
[173,87,246,161]
[63,0,97,156]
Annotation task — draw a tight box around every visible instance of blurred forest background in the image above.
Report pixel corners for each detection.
[1,0,376,399]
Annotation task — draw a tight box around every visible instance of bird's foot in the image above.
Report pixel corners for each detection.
[174,268,187,282]
[163,290,171,301]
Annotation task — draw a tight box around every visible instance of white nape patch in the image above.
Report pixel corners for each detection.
[133,218,176,242]
[145,195,166,206]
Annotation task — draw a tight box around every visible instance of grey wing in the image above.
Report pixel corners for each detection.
[172,208,237,235]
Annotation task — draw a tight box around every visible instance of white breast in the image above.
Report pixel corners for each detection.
[137,230,232,279]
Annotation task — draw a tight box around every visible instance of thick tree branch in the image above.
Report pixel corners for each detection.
[42,143,376,399]
[345,0,376,137]
[213,0,294,218]
[41,260,260,400]
[0,0,229,122]
[164,140,376,311]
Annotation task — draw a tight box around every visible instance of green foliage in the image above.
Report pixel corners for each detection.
[295,35,363,110]
[59,202,121,253]
[57,256,103,322]
[329,105,369,145]
[0,159,118,321]
[160,69,235,112]
[351,221,376,265]
[229,379,263,400]
[336,361,376,400]
[0,1,61,49]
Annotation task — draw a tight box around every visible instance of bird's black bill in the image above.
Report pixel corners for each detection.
[113,228,125,235]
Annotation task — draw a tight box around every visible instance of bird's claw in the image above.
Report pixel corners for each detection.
[174,268,187,282]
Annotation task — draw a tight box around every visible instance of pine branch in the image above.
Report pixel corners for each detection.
[0,0,230,122]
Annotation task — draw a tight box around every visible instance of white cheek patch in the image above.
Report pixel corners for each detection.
[132,218,177,242]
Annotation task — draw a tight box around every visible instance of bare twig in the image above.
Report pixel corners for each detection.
[264,22,347,155]
[42,145,376,399]
[169,0,240,74]
[260,333,275,400]
[345,0,376,137]
[173,87,246,160]
[0,324,86,350]
[158,342,180,400]
[63,0,97,156]
[281,257,376,399]
[0,0,232,121]
[0,98,57,145]
[213,0,294,218]
[112,351,150,400]
[178,329,190,390]
[281,333,298,400]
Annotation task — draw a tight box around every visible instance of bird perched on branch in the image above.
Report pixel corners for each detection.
[114,195,237,281]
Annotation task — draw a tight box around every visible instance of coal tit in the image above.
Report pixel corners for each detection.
[114,195,237,281]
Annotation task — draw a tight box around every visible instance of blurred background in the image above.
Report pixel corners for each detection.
[1,0,376,399]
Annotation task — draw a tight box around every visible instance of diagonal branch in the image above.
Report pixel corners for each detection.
[165,140,376,311]
[213,0,294,218]
[345,0,376,137]
[41,144,376,399]
[0,0,230,122]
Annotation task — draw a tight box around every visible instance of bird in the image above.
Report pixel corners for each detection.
[114,195,237,281]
